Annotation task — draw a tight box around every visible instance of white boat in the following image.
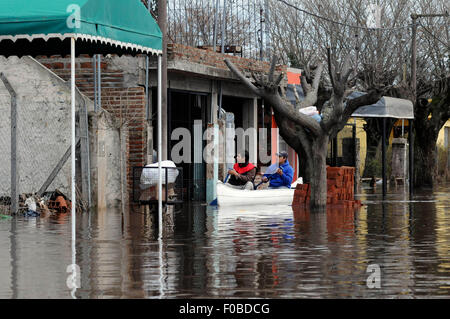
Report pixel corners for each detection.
[216,178,302,207]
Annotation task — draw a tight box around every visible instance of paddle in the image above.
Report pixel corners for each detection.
[254,163,279,190]
[224,165,237,184]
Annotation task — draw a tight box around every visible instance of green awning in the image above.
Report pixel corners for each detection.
[0,0,162,57]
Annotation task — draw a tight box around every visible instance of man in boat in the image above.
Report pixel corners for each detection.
[262,151,294,189]
[225,151,256,190]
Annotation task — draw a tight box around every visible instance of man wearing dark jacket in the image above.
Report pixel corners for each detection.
[263,151,294,189]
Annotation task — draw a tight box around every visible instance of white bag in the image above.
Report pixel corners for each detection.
[140,160,179,189]
[299,106,319,116]
[291,177,304,188]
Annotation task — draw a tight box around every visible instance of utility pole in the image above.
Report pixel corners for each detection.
[259,7,264,61]
[213,0,220,52]
[411,13,418,105]
[221,0,227,54]
[409,13,417,197]
[158,0,168,160]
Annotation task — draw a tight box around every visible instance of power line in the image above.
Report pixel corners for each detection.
[277,0,412,32]
[418,21,450,49]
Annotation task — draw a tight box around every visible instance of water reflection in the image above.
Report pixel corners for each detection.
[0,185,449,298]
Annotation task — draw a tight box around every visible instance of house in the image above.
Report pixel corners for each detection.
[148,43,288,202]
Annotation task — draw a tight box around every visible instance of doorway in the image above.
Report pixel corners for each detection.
[168,90,208,201]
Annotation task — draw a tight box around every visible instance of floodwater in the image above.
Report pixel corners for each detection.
[0,184,449,299]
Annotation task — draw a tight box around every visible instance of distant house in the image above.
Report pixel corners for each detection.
[437,119,450,151]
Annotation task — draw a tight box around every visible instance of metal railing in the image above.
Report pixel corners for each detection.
[167,0,271,60]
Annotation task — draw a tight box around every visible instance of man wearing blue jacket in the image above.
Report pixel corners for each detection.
[262,151,294,189]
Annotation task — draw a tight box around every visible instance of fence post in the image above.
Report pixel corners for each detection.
[0,73,18,215]
[79,98,91,209]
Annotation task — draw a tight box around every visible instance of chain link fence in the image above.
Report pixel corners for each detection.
[0,57,81,215]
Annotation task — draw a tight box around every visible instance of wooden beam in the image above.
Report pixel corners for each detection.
[37,138,80,198]
[79,99,91,208]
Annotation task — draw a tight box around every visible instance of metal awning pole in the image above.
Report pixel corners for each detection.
[70,37,77,298]
[146,0,151,120]
[382,117,387,198]
[93,55,97,112]
[0,73,18,215]
[157,54,165,299]
[145,56,149,120]
[157,54,163,239]
[97,54,101,109]
[409,120,414,196]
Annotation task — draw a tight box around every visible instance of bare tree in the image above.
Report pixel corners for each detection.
[269,0,412,179]
[408,0,449,186]
[225,54,384,209]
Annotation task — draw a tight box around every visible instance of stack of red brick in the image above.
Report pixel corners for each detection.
[292,183,311,205]
[292,166,362,207]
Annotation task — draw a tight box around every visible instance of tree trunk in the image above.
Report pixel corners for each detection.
[297,146,312,183]
[414,130,438,187]
[289,143,312,183]
[310,135,329,210]
[413,82,450,188]
[273,112,313,183]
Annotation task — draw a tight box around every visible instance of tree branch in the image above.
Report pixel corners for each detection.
[225,58,323,137]
[327,47,335,90]
[224,59,262,96]
[299,63,324,109]
[274,112,313,161]
[265,93,323,136]
[343,88,384,119]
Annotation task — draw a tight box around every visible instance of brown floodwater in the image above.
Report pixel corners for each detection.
[1,184,449,299]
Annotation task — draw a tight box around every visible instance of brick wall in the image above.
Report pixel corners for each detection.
[101,87,146,195]
[37,54,126,97]
[168,43,287,77]
[36,55,146,198]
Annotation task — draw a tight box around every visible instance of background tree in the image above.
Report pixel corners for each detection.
[409,0,449,186]
[268,0,449,187]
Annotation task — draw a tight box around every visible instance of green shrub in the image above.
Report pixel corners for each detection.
[364,157,382,177]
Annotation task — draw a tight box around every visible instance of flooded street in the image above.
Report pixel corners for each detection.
[1,184,449,299]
